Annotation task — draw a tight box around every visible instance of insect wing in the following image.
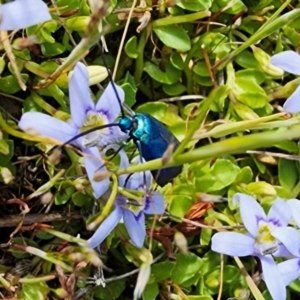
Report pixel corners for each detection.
[139,113,182,186]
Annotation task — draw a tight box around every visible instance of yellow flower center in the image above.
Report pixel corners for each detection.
[80,112,108,148]
[255,221,278,255]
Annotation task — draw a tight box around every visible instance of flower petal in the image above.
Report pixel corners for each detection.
[270,51,300,76]
[288,199,300,227]
[283,85,300,113]
[233,193,266,237]
[133,263,151,300]
[123,209,145,248]
[275,243,292,258]
[0,0,51,30]
[267,198,291,227]
[95,82,124,123]
[117,149,130,188]
[144,192,165,215]
[69,62,94,128]
[211,232,255,256]
[272,227,300,257]
[278,258,300,286]
[19,112,76,142]
[87,206,122,248]
[260,255,286,300]
[126,157,152,190]
[82,147,110,198]
[98,127,128,147]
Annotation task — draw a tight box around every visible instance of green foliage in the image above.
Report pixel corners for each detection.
[2,0,300,299]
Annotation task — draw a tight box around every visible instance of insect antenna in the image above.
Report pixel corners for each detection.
[59,123,120,149]
[100,46,125,118]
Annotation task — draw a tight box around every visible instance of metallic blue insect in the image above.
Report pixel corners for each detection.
[118,112,182,186]
[63,58,182,187]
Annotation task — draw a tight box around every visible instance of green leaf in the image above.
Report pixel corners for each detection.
[193,74,214,87]
[196,159,240,192]
[200,251,221,275]
[170,51,184,70]
[235,167,253,183]
[283,26,300,46]
[0,139,14,165]
[72,191,93,207]
[235,69,266,86]
[55,186,76,205]
[144,60,181,84]
[125,36,139,59]
[41,42,66,56]
[0,74,29,94]
[193,61,210,77]
[38,83,67,108]
[235,51,261,69]
[18,277,50,300]
[143,282,159,300]
[278,158,298,191]
[200,228,212,246]
[152,261,175,280]
[176,0,212,11]
[120,72,137,107]
[169,184,195,217]
[154,25,191,51]
[234,77,268,109]
[162,82,185,96]
[0,139,9,155]
[212,0,246,14]
[94,279,126,299]
[171,253,203,284]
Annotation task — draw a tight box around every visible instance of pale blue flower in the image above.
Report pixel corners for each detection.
[211,193,292,300]
[273,199,300,286]
[270,51,300,113]
[272,227,300,286]
[19,62,126,198]
[88,154,165,248]
[0,0,51,30]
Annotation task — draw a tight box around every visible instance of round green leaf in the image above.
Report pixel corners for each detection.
[154,25,191,51]
[193,61,210,77]
[0,74,29,94]
[124,36,139,59]
[162,82,185,96]
[170,51,184,70]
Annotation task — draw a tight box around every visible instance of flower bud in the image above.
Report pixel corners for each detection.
[252,46,284,77]
[233,102,259,120]
[48,148,62,165]
[174,231,188,254]
[1,167,14,184]
[65,16,91,32]
[93,170,111,182]
[133,263,151,300]
[205,276,219,288]
[40,192,53,205]
[246,181,277,197]
[125,244,153,264]
[87,66,108,85]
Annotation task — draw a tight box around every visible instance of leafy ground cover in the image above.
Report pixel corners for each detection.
[2,0,300,299]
